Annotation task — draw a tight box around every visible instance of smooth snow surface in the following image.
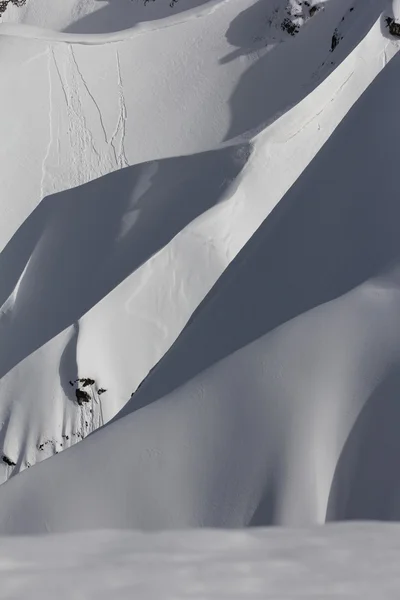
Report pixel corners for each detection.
[1,524,400,599]
[0,0,400,535]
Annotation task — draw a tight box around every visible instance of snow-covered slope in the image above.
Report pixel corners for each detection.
[0,0,396,483]
[0,27,400,532]
[0,0,399,534]
[1,524,400,599]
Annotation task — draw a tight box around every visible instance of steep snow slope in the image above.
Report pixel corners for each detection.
[0,0,393,480]
[1,41,400,532]
[1,524,400,599]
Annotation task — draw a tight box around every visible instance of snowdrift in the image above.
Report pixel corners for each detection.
[0,38,400,532]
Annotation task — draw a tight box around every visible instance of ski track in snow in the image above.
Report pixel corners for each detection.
[69,44,109,146]
[40,47,53,201]
[110,50,129,169]
[49,42,129,189]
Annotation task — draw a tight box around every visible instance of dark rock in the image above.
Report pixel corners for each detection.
[389,20,400,37]
[281,17,300,36]
[330,28,340,52]
[80,378,95,387]
[309,4,321,17]
[76,388,91,404]
[1,0,27,16]
[2,455,16,467]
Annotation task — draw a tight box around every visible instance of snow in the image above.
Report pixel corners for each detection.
[393,0,400,22]
[0,0,397,483]
[0,0,399,558]
[1,524,400,599]
[1,0,400,593]
[1,0,215,33]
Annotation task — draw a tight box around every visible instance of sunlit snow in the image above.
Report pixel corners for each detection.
[0,0,400,595]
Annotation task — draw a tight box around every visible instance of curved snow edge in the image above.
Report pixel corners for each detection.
[0,0,228,45]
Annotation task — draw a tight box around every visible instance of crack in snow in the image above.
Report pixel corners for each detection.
[51,46,69,109]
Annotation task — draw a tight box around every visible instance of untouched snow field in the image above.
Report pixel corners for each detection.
[1,524,400,599]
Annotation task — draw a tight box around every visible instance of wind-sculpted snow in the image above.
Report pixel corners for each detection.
[125,49,400,524]
[0,41,400,531]
[0,147,248,382]
[0,0,399,532]
[124,43,400,418]
[0,144,251,475]
[1,276,400,531]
